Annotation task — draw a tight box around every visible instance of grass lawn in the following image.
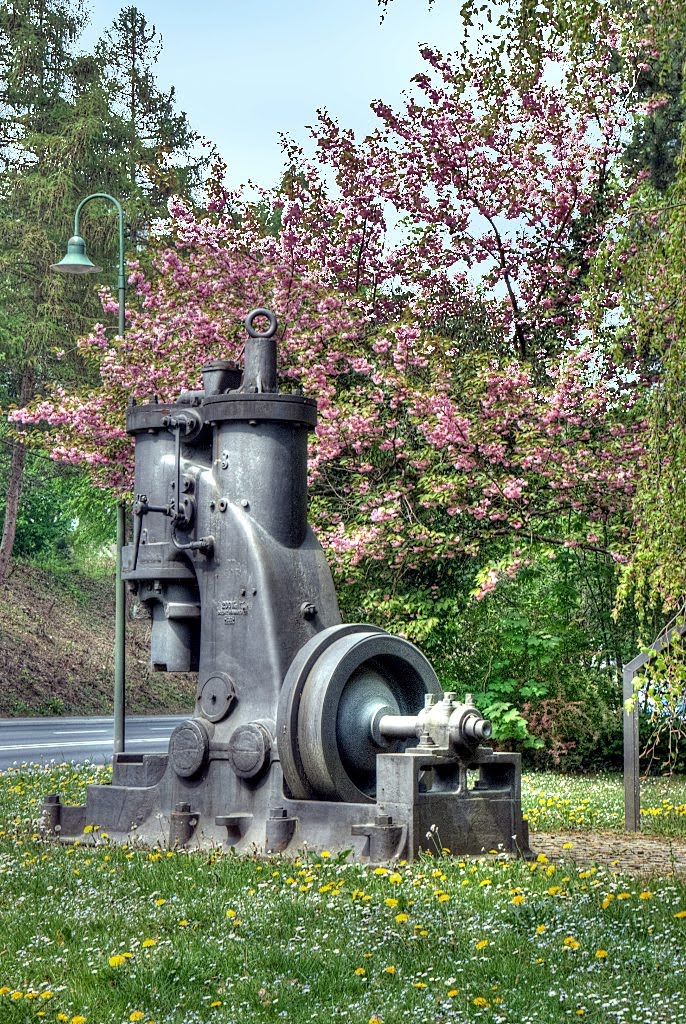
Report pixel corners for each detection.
[0,764,684,1024]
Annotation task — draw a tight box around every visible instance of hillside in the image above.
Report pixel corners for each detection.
[0,561,196,717]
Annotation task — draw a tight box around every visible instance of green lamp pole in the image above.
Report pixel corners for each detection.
[52,193,127,755]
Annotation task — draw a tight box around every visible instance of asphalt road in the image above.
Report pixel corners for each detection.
[0,714,186,770]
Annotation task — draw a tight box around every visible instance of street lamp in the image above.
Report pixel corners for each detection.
[52,192,127,755]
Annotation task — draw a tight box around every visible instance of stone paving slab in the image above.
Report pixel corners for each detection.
[532,830,686,877]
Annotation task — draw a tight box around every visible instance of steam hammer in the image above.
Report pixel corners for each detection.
[42,310,531,860]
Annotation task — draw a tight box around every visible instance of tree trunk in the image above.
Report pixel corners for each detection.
[0,365,35,583]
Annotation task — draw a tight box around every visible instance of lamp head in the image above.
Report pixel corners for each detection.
[51,235,102,275]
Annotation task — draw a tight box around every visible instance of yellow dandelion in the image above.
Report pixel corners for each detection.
[511,894,525,905]
[473,997,490,1008]
[178,919,189,927]
[40,991,53,999]
[576,1010,586,1016]
[384,898,398,908]
[226,909,237,918]
[447,988,460,997]
[536,854,548,863]
[57,1016,69,1022]
[475,939,489,950]
[639,891,653,900]
[413,982,427,989]
[389,872,402,884]
[142,939,157,948]
[0,987,10,995]
[355,968,366,976]
[10,991,23,1000]
[210,1001,222,1008]
[373,867,388,875]
[154,898,166,906]
[617,892,631,900]
[563,936,580,950]
[384,965,396,974]
[320,850,331,858]
[535,924,546,934]
[71,1016,87,1024]
[596,949,608,959]
[437,893,450,902]
[674,910,686,918]
[108,954,127,968]
[562,842,573,849]
[129,1013,145,1022]
[395,912,409,923]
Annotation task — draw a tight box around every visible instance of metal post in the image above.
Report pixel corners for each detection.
[114,499,126,753]
[623,664,640,831]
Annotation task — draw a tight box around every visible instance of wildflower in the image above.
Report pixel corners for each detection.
[130,1014,145,1022]
[473,997,490,1008]
[389,872,402,884]
[576,1010,586,1016]
[373,867,388,876]
[413,982,427,989]
[57,1016,69,1022]
[10,991,22,999]
[40,992,54,999]
[210,1001,222,1008]
[178,919,189,927]
[0,987,9,995]
[511,894,525,905]
[447,989,460,997]
[639,891,653,900]
[226,909,237,918]
[109,954,128,968]
[71,1017,87,1024]
[154,898,166,906]
[563,936,580,950]
[475,939,489,950]
[535,924,546,934]
[674,910,686,918]
[395,913,409,923]
[369,1016,382,1024]
[596,950,608,959]
[562,842,573,849]
[536,854,548,863]
[355,968,366,976]
[384,898,398,908]
[320,850,331,858]
[142,939,156,948]
[438,893,450,902]
[384,965,396,974]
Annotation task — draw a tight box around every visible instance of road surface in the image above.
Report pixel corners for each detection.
[0,714,186,770]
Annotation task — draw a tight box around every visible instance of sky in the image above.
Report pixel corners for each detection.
[81,0,461,189]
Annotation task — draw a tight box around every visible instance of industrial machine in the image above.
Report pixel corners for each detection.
[42,310,531,861]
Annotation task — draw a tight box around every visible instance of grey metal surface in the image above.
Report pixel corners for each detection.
[41,309,531,861]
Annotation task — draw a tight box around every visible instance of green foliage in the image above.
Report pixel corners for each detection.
[635,626,686,773]
[341,545,635,767]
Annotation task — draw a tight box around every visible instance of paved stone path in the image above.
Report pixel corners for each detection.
[533,830,686,877]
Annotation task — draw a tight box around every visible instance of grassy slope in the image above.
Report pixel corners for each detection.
[0,561,195,717]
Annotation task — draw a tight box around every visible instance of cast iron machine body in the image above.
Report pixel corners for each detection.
[43,310,531,860]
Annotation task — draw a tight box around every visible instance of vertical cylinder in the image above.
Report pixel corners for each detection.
[216,420,309,547]
[114,499,126,754]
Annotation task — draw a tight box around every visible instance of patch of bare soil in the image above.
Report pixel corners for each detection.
[0,561,195,717]
[534,829,686,876]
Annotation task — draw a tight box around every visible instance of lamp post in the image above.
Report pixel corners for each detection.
[52,193,127,756]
